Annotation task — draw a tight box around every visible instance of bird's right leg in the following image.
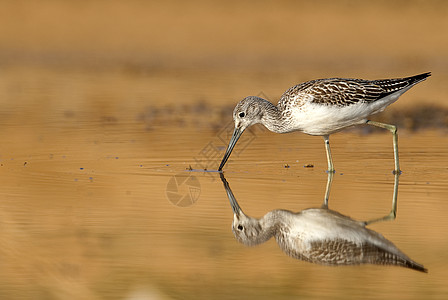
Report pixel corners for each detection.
[323,135,335,173]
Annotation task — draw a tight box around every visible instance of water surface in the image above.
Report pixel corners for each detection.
[0,68,447,299]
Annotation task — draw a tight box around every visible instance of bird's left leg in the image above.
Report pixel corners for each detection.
[322,170,334,208]
[366,120,401,174]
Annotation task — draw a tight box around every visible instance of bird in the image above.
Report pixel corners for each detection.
[220,173,427,272]
[218,72,431,173]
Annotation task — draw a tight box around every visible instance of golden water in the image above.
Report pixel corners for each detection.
[1,1,448,298]
[0,67,447,299]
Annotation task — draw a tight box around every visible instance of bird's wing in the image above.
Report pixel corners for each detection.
[280,79,388,107]
[279,73,430,108]
[305,239,365,265]
[303,238,427,272]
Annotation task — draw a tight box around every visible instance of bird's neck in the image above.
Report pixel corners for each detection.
[258,100,288,133]
[245,211,281,245]
[241,210,293,246]
[259,210,288,235]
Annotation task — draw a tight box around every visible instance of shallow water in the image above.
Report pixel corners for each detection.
[0,67,447,300]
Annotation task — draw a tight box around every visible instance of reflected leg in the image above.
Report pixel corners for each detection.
[323,135,335,173]
[365,172,400,225]
[366,120,401,174]
[322,171,334,209]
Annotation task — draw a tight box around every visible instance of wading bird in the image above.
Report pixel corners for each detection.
[218,72,431,173]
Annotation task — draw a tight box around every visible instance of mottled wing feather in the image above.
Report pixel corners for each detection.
[303,239,427,272]
[279,73,431,108]
[282,79,392,107]
[309,79,384,106]
[306,239,364,265]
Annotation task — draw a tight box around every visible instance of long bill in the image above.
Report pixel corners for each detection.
[219,173,243,216]
[218,126,244,171]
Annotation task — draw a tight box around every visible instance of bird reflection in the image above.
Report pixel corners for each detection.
[220,173,427,272]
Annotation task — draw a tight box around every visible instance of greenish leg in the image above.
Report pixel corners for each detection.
[323,135,335,173]
[366,120,401,174]
[365,172,399,225]
[322,170,334,209]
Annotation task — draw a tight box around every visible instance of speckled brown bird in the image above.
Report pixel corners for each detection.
[218,72,431,173]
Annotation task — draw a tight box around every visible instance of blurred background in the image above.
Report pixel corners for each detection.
[0,0,447,299]
[1,0,446,128]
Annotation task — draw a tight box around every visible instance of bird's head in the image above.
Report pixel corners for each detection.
[232,96,265,130]
[232,213,268,246]
[218,96,265,171]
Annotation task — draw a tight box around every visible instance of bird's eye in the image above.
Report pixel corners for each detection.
[239,112,245,118]
[237,225,243,231]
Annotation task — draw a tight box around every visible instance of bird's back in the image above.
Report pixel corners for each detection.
[278,72,431,109]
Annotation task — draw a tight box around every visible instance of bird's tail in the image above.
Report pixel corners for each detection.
[405,72,432,86]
